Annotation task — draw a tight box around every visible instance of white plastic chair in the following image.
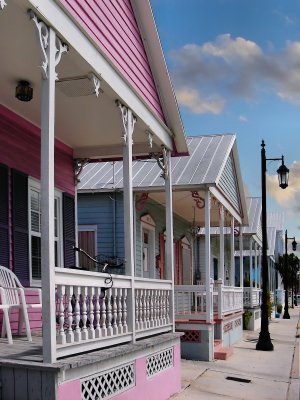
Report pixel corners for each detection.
[0,265,42,344]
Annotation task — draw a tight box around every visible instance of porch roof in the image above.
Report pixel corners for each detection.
[78,134,248,227]
[0,0,187,160]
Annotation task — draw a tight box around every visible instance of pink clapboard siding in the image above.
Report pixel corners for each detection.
[59,0,165,122]
[0,289,42,334]
[57,343,181,400]
[0,105,74,195]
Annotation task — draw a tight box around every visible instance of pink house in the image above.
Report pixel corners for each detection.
[0,1,188,399]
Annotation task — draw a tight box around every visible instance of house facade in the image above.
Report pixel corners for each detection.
[78,134,249,362]
[0,1,188,399]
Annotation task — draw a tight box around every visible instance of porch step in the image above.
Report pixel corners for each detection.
[214,340,233,360]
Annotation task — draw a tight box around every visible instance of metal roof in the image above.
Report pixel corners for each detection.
[267,226,277,258]
[267,212,284,231]
[78,134,236,191]
[243,197,262,234]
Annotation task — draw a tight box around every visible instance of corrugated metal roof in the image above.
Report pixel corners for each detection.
[78,134,236,191]
[267,212,284,231]
[267,226,277,257]
[243,197,261,234]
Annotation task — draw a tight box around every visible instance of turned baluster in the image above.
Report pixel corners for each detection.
[57,285,66,345]
[66,286,74,343]
[81,287,88,340]
[94,287,101,338]
[74,287,81,342]
[88,287,95,340]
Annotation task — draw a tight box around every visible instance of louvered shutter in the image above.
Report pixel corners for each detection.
[63,193,75,267]
[12,169,29,285]
[0,164,9,268]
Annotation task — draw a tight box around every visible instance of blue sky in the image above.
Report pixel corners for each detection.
[152,0,300,254]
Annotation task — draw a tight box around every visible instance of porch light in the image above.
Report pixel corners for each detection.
[276,159,289,189]
[292,239,297,252]
[15,80,33,102]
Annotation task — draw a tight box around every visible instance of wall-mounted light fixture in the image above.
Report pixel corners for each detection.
[15,81,33,102]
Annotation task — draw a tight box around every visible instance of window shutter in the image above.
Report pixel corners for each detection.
[63,193,75,267]
[12,169,29,285]
[0,164,9,268]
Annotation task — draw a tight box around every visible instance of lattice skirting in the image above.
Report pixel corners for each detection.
[178,330,201,343]
[146,347,173,378]
[81,362,135,400]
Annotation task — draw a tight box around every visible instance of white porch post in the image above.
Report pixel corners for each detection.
[205,190,212,323]
[164,149,175,330]
[29,10,68,362]
[117,102,136,341]
[239,227,243,288]
[219,205,224,282]
[258,247,262,288]
[254,242,258,289]
[230,217,235,286]
[250,238,253,288]
[40,27,56,364]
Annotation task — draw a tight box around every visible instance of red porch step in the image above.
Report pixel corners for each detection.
[214,340,233,360]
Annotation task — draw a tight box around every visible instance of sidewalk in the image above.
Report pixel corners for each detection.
[172,306,300,400]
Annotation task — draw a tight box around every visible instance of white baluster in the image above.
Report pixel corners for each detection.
[94,287,101,339]
[162,290,166,325]
[150,289,154,328]
[145,290,150,328]
[139,289,144,329]
[74,287,81,342]
[100,290,107,337]
[153,290,158,326]
[88,287,95,340]
[81,287,88,340]
[142,289,147,329]
[117,288,123,334]
[122,288,128,333]
[106,288,113,336]
[57,285,66,345]
[112,288,118,335]
[135,289,140,331]
[66,286,74,343]
[166,291,170,324]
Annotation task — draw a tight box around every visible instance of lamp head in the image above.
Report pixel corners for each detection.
[277,159,289,189]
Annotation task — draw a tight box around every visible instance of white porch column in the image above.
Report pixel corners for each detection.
[118,102,136,341]
[164,149,175,330]
[249,238,253,288]
[258,247,262,288]
[219,205,224,282]
[205,190,212,323]
[239,227,243,288]
[31,11,68,363]
[254,242,258,289]
[230,217,235,286]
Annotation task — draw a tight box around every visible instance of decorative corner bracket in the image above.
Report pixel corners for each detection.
[146,130,153,148]
[74,158,90,184]
[0,0,7,11]
[89,73,101,97]
[150,146,169,180]
[29,10,68,80]
[191,191,205,209]
[116,100,137,145]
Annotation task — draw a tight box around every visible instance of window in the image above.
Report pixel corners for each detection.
[29,179,62,282]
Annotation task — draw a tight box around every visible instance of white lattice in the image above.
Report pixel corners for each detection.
[81,363,135,400]
[146,348,173,377]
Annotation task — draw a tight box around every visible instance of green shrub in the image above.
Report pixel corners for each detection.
[277,304,283,314]
[243,310,252,329]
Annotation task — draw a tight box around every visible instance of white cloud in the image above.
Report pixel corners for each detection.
[170,34,300,114]
[176,88,225,114]
[239,115,248,122]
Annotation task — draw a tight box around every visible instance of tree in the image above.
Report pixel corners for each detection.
[276,253,299,312]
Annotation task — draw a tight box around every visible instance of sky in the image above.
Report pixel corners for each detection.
[151,0,300,256]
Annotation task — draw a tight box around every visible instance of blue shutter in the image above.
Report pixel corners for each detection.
[0,164,9,268]
[12,169,29,285]
[63,193,76,267]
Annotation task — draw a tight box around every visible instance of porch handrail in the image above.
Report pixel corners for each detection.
[222,286,243,314]
[53,268,172,359]
[243,287,261,308]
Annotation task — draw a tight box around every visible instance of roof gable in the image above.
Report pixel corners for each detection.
[59,0,164,121]
[217,153,241,213]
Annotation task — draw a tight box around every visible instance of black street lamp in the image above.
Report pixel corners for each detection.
[283,230,297,319]
[256,140,289,351]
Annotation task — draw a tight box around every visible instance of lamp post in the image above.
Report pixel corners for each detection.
[283,231,297,318]
[256,140,289,351]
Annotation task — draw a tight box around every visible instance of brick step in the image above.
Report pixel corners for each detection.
[214,346,234,360]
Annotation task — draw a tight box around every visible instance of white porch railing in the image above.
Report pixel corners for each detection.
[243,287,262,308]
[175,282,243,321]
[54,268,172,358]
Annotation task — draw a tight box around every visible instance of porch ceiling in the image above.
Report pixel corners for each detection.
[149,190,235,228]
[0,0,174,160]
